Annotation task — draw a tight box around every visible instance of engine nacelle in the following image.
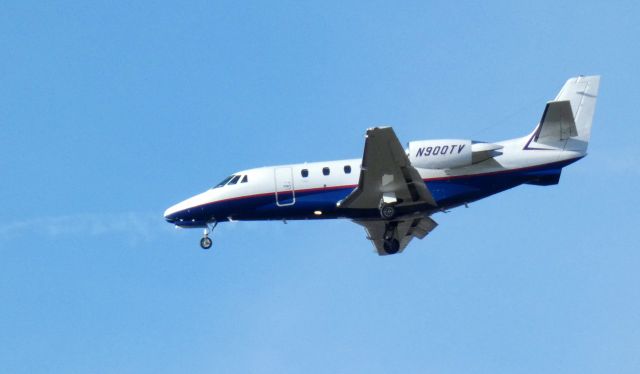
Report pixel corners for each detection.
[408,139,472,169]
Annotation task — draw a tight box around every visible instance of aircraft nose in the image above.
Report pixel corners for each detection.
[164,204,180,223]
[163,192,212,226]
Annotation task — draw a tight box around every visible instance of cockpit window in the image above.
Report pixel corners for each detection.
[213,175,234,188]
[241,175,248,183]
[227,175,241,185]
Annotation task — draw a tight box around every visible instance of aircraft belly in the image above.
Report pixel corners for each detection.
[427,176,524,208]
[428,159,575,209]
[191,160,579,222]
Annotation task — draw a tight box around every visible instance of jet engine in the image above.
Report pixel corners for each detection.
[408,139,503,169]
[408,139,472,169]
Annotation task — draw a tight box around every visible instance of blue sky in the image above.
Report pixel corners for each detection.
[1,1,639,373]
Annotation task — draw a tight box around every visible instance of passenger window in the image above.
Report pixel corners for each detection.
[301,169,309,178]
[241,175,248,183]
[344,165,351,174]
[227,175,241,185]
[322,167,330,176]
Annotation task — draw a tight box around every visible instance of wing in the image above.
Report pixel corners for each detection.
[338,127,437,213]
[354,216,438,255]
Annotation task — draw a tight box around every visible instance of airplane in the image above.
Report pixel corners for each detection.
[164,75,600,255]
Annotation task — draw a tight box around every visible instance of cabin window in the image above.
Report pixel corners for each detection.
[301,169,309,178]
[322,167,330,176]
[213,175,234,188]
[227,175,241,185]
[344,165,351,174]
[241,175,248,183]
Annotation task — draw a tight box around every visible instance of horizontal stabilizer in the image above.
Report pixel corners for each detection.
[535,100,577,144]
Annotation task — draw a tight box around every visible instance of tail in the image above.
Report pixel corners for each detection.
[524,75,600,153]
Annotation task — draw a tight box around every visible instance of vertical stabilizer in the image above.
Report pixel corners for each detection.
[554,75,600,152]
[524,76,600,153]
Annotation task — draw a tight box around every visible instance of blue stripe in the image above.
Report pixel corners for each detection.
[166,158,581,226]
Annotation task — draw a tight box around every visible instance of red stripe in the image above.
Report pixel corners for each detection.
[183,158,579,211]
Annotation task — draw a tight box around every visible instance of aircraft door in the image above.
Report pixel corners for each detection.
[274,167,295,206]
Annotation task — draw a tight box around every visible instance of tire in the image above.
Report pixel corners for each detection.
[380,204,396,219]
[200,237,212,249]
[383,238,400,255]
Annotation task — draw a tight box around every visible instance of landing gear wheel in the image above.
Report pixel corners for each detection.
[380,204,396,219]
[383,238,400,255]
[199,221,217,250]
[383,221,398,241]
[200,237,212,249]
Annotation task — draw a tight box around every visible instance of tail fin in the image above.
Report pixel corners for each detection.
[525,75,600,153]
[556,75,600,152]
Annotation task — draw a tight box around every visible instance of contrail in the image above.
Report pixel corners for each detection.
[0,211,168,244]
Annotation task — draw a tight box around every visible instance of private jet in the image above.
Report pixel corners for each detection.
[164,75,600,255]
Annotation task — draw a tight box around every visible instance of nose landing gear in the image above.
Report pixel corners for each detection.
[200,221,218,250]
[200,236,212,249]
